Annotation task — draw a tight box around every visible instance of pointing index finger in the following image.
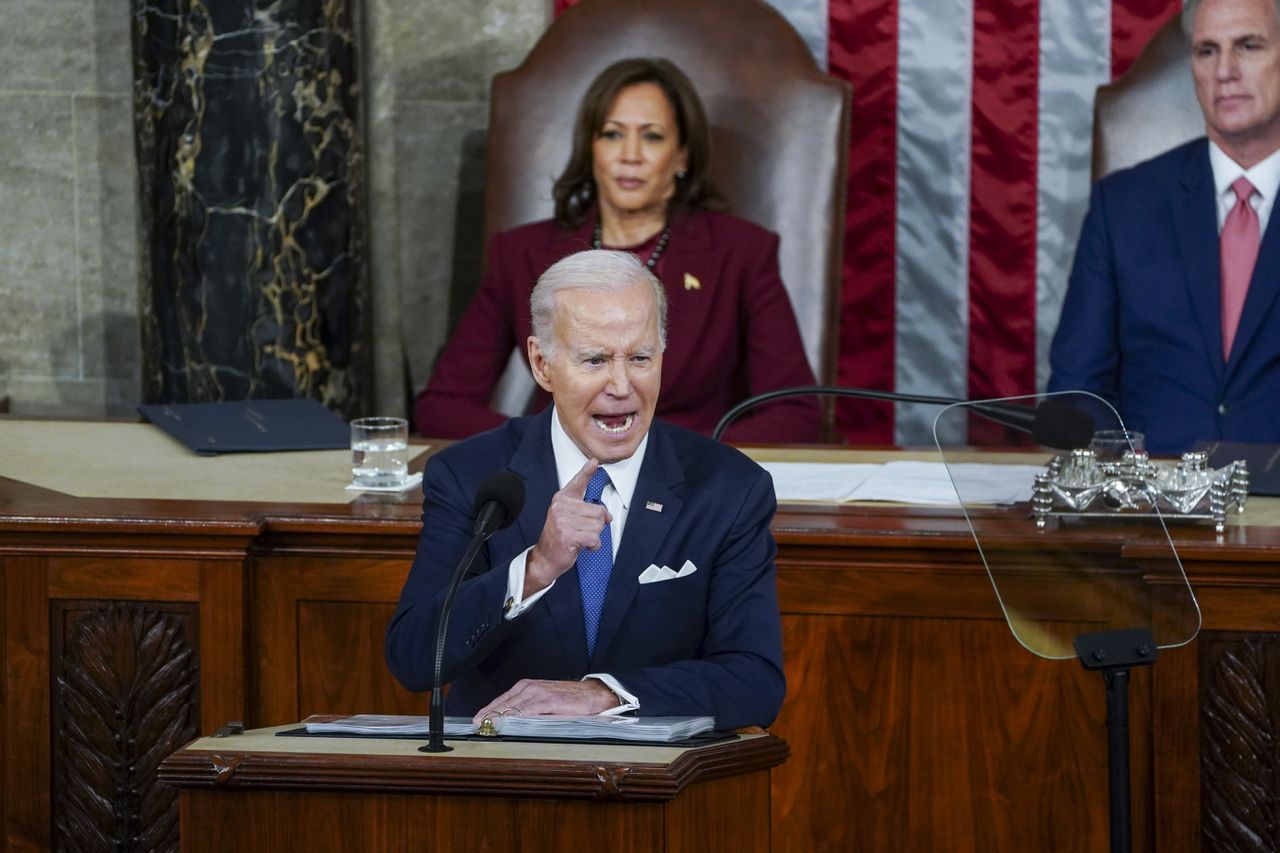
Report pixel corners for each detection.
[564,458,599,500]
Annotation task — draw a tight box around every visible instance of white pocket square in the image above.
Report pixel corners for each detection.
[638,560,698,584]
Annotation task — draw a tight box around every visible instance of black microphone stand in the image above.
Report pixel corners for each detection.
[418,532,487,753]
[712,384,1092,448]
[712,385,959,442]
[419,473,522,753]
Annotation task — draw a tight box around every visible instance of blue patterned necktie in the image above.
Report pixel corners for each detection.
[577,467,614,659]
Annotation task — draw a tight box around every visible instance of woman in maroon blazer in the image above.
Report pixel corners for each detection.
[414,58,820,443]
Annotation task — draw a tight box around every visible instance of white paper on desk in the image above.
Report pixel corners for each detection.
[493,714,715,742]
[345,471,424,493]
[304,713,470,736]
[848,461,1044,505]
[758,462,880,502]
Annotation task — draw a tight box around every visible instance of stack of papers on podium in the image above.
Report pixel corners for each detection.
[492,715,715,742]
[304,714,472,736]
[302,713,715,743]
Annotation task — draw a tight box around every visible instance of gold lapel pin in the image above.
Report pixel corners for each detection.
[683,273,701,291]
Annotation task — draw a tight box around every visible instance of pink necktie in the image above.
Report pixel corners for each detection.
[1221,176,1260,360]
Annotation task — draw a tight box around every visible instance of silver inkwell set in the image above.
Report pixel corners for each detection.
[1032,446,1249,533]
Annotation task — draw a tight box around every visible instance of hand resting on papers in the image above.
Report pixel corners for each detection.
[472,677,619,726]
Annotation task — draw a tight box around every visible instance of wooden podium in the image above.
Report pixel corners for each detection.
[159,725,788,852]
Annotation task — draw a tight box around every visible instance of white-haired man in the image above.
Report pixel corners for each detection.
[387,250,785,730]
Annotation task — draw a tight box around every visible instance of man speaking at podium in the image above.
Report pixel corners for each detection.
[386,250,785,731]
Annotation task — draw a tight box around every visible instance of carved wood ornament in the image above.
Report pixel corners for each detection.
[52,601,199,852]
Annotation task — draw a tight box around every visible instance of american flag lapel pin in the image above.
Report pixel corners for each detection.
[645,500,664,512]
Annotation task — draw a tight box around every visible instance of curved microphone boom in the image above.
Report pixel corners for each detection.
[711,385,1094,450]
[421,470,525,753]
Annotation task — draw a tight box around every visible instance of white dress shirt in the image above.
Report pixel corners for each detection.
[1209,141,1280,234]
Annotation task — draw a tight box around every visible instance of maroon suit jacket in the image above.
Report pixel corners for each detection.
[414,207,821,442]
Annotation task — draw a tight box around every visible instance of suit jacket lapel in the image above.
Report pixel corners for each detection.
[590,422,685,666]
[1172,141,1226,386]
[1226,191,1280,378]
[504,408,589,673]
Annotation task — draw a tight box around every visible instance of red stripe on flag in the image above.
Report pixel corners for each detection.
[1112,0,1184,80]
[967,0,1039,425]
[829,0,899,444]
[554,0,576,14]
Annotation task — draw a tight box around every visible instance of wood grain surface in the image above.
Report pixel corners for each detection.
[1,439,1279,851]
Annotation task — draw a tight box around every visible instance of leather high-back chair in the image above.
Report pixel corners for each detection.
[1092,15,1203,180]
[481,0,850,426]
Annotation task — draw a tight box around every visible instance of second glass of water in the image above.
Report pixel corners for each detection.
[351,417,409,487]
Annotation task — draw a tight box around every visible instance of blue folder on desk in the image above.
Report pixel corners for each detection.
[138,399,350,456]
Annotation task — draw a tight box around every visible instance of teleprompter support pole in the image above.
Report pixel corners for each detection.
[1074,628,1159,853]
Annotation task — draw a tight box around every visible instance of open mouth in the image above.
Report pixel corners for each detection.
[615,178,644,190]
[592,413,635,435]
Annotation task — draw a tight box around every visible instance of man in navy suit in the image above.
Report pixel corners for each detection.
[385,249,785,730]
[1048,0,1280,454]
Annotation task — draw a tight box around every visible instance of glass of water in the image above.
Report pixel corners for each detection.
[1089,429,1145,461]
[350,417,409,487]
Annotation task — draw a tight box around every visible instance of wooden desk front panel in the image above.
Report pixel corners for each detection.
[5,492,1280,853]
[770,541,1148,853]
[0,539,250,853]
[176,771,770,853]
[1148,556,1280,853]
[247,530,1147,853]
[253,549,420,726]
[175,769,770,853]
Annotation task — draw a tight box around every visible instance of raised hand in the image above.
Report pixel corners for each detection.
[524,459,611,596]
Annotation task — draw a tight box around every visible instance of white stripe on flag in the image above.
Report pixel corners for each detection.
[1035,0,1113,392]
[894,0,974,446]
[765,0,830,70]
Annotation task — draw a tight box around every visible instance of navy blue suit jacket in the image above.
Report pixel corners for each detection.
[1048,138,1280,454]
[384,409,786,730]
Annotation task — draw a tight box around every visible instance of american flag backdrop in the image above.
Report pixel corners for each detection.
[554,0,1186,444]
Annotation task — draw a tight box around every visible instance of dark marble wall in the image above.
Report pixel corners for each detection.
[132,0,370,417]
[0,0,544,420]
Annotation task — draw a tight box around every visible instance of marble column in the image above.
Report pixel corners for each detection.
[132,0,370,418]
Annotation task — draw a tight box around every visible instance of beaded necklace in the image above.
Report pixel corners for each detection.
[592,221,671,270]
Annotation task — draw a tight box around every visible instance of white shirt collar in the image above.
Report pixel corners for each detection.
[1209,140,1280,203]
[548,406,649,509]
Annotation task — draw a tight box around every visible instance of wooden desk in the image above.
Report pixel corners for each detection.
[158,726,786,852]
[1,419,1277,851]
